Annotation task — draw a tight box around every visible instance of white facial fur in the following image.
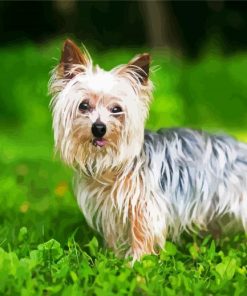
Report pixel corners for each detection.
[49,49,152,176]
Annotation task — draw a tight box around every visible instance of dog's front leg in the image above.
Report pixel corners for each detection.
[130,205,156,261]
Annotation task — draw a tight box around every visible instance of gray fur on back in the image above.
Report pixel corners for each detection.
[144,128,247,236]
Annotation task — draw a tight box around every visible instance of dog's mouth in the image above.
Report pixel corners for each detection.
[92,138,107,147]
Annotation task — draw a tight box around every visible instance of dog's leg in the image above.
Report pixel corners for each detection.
[130,204,156,261]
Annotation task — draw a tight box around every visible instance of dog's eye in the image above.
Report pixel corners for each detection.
[79,102,89,112]
[111,106,122,114]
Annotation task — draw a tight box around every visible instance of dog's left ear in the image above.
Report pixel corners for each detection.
[127,53,150,84]
[59,39,89,79]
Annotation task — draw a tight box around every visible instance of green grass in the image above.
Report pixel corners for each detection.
[1,39,247,295]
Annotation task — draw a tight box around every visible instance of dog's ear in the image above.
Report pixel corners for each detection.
[59,39,89,79]
[127,53,150,84]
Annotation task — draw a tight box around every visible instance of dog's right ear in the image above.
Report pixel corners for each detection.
[127,53,150,84]
[59,39,89,79]
[115,53,150,85]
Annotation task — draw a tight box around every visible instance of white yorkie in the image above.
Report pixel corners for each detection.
[49,39,247,260]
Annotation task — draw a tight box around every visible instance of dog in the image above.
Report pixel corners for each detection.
[49,39,247,261]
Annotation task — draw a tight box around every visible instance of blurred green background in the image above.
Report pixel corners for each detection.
[0,0,247,243]
[0,1,247,294]
[0,1,247,291]
[1,0,247,246]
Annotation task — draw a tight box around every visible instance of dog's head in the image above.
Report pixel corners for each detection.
[49,39,152,175]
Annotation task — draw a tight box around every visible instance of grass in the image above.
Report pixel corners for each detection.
[1,39,247,295]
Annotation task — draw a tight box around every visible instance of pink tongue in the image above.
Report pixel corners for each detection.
[94,138,106,147]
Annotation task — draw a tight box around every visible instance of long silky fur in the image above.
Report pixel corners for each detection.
[49,49,247,261]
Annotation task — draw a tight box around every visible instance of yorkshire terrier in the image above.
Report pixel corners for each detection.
[49,39,247,261]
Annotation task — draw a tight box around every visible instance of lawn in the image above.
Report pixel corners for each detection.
[0,39,247,295]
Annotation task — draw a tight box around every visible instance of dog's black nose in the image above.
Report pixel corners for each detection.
[92,122,106,138]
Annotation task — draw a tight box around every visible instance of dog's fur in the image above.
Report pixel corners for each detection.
[49,39,247,260]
